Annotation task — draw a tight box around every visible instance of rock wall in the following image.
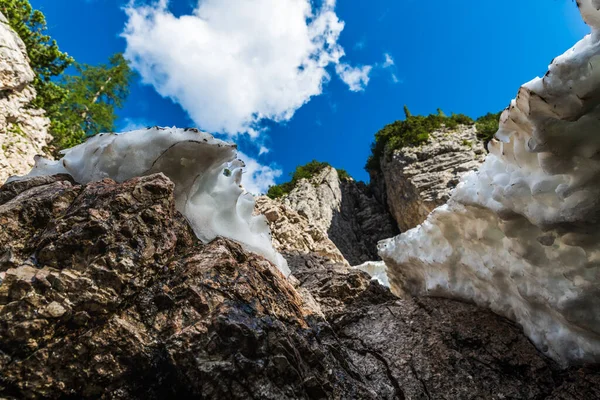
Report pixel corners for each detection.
[254,195,349,265]
[0,12,51,184]
[1,172,599,398]
[375,124,486,231]
[280,166,398,265]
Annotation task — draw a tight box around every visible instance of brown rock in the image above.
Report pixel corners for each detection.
[0,173,378,399]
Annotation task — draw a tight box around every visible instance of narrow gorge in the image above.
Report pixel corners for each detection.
[1,2,600,399]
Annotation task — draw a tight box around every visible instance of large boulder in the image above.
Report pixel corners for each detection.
[0,173,378,399]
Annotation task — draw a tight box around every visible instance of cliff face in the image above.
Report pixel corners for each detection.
[0,12,51,184]
[1,173,598,399]
[278,166,398,265]
[374,124,486,232]
[254,195,349,266]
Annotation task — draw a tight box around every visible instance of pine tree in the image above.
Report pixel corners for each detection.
[53,53,135,150]
[403,105,412,119]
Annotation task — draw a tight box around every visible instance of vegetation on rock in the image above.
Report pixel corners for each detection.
[267,160,351,199]
[1,0,134,155]
[365,106,501,172]
[475,111,502,148]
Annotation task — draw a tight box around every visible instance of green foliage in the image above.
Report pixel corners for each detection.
[337,168,351,181]
[2,1,134,155]
[475,112,502,148]
[267,160,351,199]
[365,109,475,172]
[51,53,135,152]
[403,105,412,118]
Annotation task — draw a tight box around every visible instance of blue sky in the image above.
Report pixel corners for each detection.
[31,0,588,190]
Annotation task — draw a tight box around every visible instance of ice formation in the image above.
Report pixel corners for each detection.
[380,0,600,365]
[10,127,290,276]
[353,261,390,287]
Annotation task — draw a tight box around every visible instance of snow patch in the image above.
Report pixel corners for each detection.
[9,127,290,276]
[380,0,600,365]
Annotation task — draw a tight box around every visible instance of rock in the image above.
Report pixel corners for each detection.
[281,166,397,265]
[0,12,52,184]
[287,251,600,400]
[0,173,380,399]
[375,124,486,231]
[254,196,348,266]
[1,173,599,398]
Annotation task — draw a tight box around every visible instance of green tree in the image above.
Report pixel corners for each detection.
[403,105,412,118]
[52,53,135,150]
[475,111,502,149]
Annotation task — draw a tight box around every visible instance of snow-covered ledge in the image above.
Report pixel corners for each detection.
[9,127,290,277]
[380,0,600,366]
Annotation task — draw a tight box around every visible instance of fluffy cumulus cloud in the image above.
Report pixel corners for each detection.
[237,152,282,195]
[123,0,369,137]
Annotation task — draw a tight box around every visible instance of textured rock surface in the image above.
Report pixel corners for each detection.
[377,124,486,231]
[282,167,397,265]
[0,12,51,184]
[0,174,599,398]
[0,173,379,399]
[254,196,348,266]
[287,252,600,400]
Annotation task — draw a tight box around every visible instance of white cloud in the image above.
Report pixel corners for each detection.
[335,63,372,92]
[391,73,401,84]
[123,0,369,138]
[237,152,282,195]
[258,146,270,156]
[119,117,156,132]
[383,53,395,68]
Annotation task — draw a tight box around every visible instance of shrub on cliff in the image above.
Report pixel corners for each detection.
[475,111,502,148]
[267,161,351,199]
[365,107,475,172]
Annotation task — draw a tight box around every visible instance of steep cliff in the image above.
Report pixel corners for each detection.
[254,195,349,265]
[0,12,51,184]
[280,166,398,265]
[373,124,486,232]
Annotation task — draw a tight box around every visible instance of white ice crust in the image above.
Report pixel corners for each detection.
[353,261,390,287]
[380,1,600,365]
[9,127,290,277]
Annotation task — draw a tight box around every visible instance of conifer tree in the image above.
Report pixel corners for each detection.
[54,53,135,150]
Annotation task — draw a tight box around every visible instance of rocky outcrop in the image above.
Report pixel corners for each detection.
[287,252,600,400]
[254,196,348,265]
[0,12,51,184]
[0,173,599,398]
[281,167,397,265]
[375,124,485,231]
[0,173,378,399]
